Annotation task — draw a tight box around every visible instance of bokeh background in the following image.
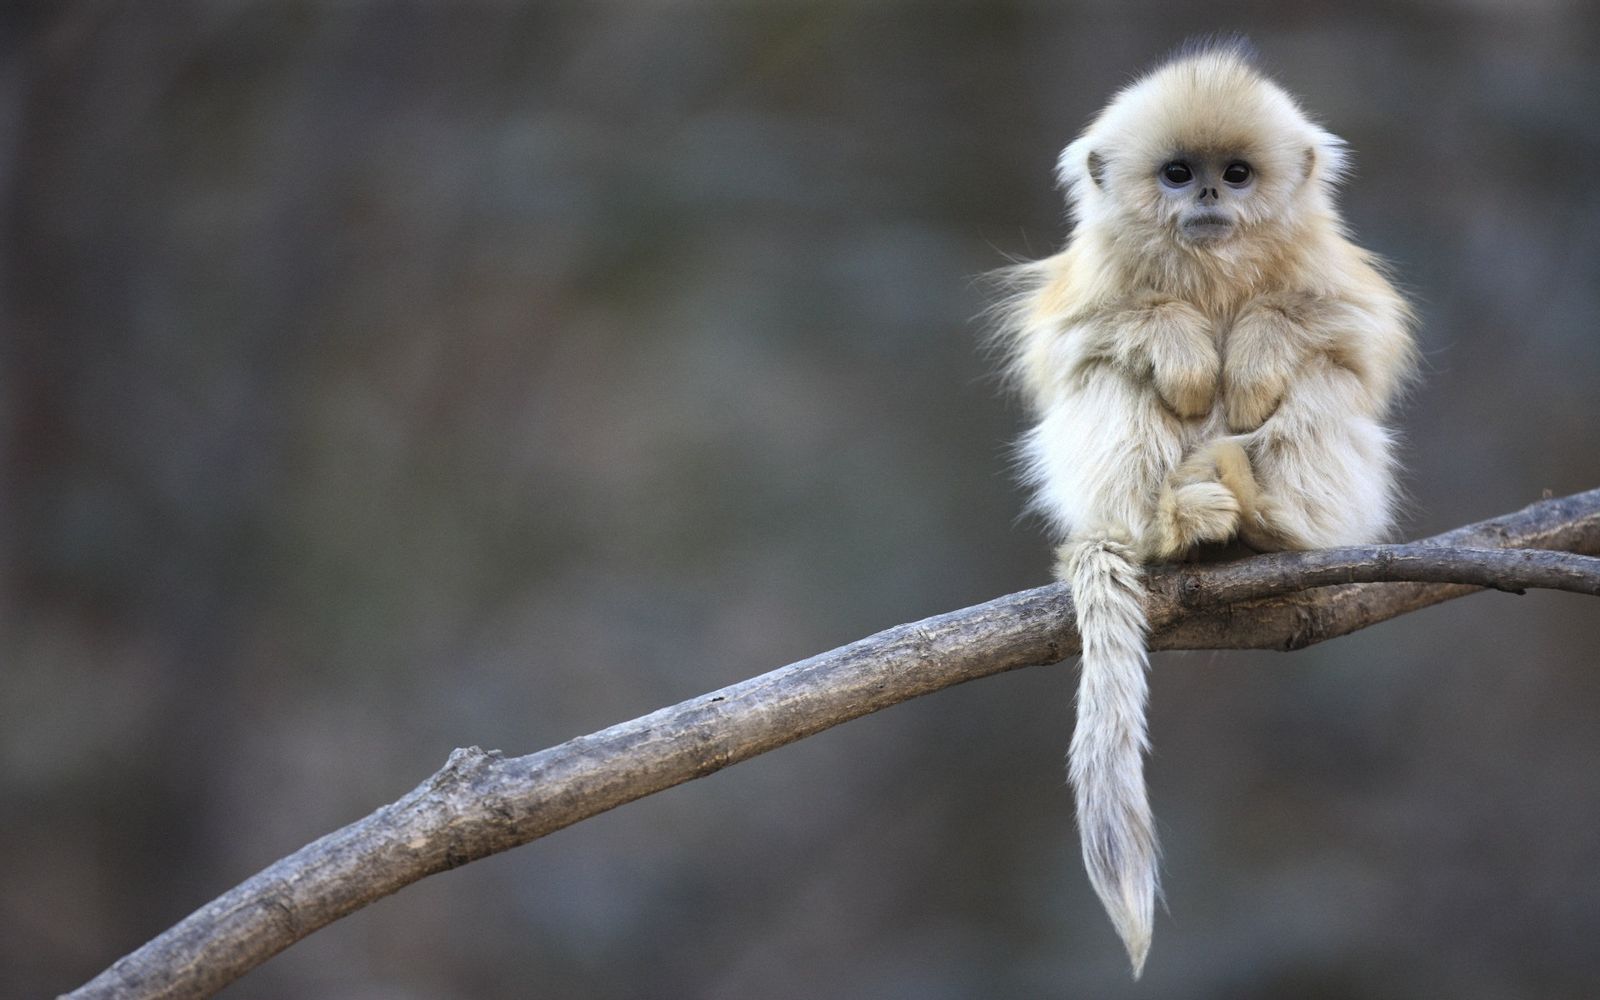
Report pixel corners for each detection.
[6,3,1600,998]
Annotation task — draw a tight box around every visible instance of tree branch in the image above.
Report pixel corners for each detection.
[64,488,1600,1000]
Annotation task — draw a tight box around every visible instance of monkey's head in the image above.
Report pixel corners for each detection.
[1059,41,1347,257]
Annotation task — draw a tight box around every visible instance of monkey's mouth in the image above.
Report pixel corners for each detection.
[1181,214,1234,243]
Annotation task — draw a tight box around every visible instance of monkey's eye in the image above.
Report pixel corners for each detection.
[1160,161,1193,186]
[1222,162,1253,185]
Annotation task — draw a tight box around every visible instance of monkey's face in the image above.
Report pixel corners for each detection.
[1075,131,1323,255]
[1154,154,1257,246]
[1061,49,1347,260]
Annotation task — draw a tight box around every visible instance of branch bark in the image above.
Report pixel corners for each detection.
[64,488,1600,1000]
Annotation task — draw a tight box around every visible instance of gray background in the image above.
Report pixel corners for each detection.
[6,3,1599,998]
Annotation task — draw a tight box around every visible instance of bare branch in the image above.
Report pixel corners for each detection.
[64,489,1600,1000]
[1166,544,1600,599]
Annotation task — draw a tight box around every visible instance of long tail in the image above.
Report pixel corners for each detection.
[1060,536,1159,978]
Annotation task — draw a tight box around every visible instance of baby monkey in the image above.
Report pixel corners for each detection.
[998,41,1415,975]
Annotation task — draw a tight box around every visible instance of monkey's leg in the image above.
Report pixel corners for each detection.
[1239,359,1399,550]
[1024,371,1194,574]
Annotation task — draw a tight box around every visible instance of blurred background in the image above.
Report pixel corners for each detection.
[5,3,1599,998]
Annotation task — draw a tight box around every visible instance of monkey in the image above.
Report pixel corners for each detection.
[995,40,1416,976]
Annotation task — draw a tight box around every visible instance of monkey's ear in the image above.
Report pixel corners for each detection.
[1086,150,1108,189]
[1303,130,1350,187]
[1055,138,1101,195]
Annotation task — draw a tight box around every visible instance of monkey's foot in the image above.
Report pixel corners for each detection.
[1184,438,1258,512]
[1181,438,1288,552]
[1149,481,1240,560]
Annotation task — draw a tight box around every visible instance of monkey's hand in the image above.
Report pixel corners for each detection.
[1222,296,1316,432]
[1112,300,1219,419]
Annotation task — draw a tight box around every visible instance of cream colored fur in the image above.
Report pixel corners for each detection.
[997,43,1416,976]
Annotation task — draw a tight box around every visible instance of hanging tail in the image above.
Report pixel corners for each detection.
[1060,536,1159,978]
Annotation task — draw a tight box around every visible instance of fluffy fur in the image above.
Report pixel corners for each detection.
[997,42,1415,976]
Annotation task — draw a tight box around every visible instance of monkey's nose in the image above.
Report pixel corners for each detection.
[1196,187,1219,202]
